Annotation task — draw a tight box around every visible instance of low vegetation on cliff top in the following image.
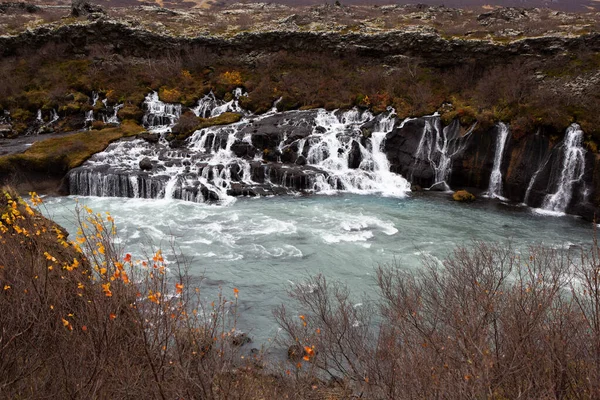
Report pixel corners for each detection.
[1,189,600,398]
[1,3,600,148]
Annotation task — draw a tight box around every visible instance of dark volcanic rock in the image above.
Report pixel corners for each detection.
[139,157,153,171]
[71,0,105,17]
[3,20,599,68]
[347,140,362,169]
[230,140,256,158]
[138,132,159,144]
[384,118,432,187]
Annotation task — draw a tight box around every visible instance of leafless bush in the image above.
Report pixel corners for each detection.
[276,240,600,399]
[0,189,267,399]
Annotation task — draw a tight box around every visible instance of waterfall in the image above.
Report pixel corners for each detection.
[413,116,474,191]
[69,95,412,203]
[540,124,586,214]
[523,153,551,205]
[36,109,43,123]
[191,89,248,118]
[302,109,410,195]
[142,92,181,132]
[102,104,122,125]
[49,109,59,124]
[85,110,95,124]
[485,122,510,199]
[91,91,99,107]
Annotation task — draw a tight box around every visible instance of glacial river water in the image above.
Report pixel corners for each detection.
[43,193,594,346]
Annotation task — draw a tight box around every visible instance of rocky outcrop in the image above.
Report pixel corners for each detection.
[1,19,599,67]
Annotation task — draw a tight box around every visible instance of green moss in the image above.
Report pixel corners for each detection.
[0,121,144,176]
[158,87,183,103]
[117,104,145,122]
[174,112,242,140]
[453,190,475,202]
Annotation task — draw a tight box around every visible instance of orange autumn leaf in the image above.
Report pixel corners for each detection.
[124,253,131,263]
[109,313,116,320]
[148,291,161,304]
[233,287,239,297]
[176,283,184,294]
[62,318,73,331]
[102,282,112,297]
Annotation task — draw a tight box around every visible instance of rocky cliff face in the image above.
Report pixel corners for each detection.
[63,90,600,221]
[1,19,600,67]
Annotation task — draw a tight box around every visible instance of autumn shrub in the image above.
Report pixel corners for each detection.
[276,241,600,399]
[0,189,280,399]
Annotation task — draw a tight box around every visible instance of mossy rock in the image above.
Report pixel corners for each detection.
[117,104,144,122]
[158,87,182,103]
[10,108,32,123]
[173,112,242,140]
[453,190,475,202]
[0,121,145,176]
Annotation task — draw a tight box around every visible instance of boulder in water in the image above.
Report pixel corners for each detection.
[452,190,475,202]
[295,155,307,166]
[139,157,153,171]
[280,147,297,164]
[429,182,450,192]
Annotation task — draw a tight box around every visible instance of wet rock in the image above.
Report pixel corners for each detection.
[315,125,327,134]
[200,186,220,202]
[169,139,186,148]
[138,132,159,144]
[230,141,256,158]
[430,182,450,192]
[139,157,153,171]
[295,155,307,166]
[280,147,297,164]
[262,148,281,162]
[347,140,362,169]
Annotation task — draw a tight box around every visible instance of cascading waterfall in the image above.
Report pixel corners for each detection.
[91,91,99,107]
[85,110,95,124]
[412,116,474,191]
[305,108,410,195]
[102,104,123,125]
[540,123,586,213]
[192,89,247,118]
[485,122,510,199]
[69,94,412,203]
[85,92,99,126]
[142,92,181,132]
